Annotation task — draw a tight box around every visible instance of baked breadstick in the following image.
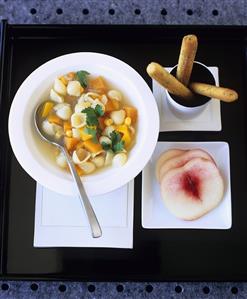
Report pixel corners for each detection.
[176,34,198,86]
[147,62,194,100]
[190,82,238,102]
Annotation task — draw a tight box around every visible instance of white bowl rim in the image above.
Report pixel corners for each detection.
[8,52,159,196]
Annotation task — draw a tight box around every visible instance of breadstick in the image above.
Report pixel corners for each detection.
[190,82,238,102]
[146,62,194,100]
[176,34,198,86]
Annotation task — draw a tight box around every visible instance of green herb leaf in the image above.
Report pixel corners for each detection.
[97,127,103,136]
[76,70,90,88]
[101,142,111,151]
[82,107,98,126]
[110,131,122,144]
[113,140,125,153]
[95,104,104,117]
[84,126,98,143]
[110,131,125,153]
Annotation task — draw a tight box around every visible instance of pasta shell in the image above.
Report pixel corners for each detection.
[110,110,126,125]
[103,125,115,138]
[74,102,91,113]
[112,153,127,167]
[53,124,64,139]
[101,95,108,105]
[90,99,105,111]
[56,152,67,168]
[54,78,67,95]
[99,136,112,145]
[78,162,96,174]
[104,150,114,166]
[72,128,81,139]
[67,81,82,97]
[71,113,87,128]
[107,90,122,102]
[50,88,64,103]
[42,120,55,136]
[91,149,105,158]
[55,104,72,120]
[78,92,99,104]
[91,155,105,168]
[72,148,90,164]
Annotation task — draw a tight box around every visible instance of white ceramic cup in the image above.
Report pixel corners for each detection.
[165,61,215,118]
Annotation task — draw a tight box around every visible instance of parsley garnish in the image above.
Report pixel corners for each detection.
[101,142,111,151]
[81,105,104,127]
[110,131,125,153]
[76,70,90,88]
[82,107,98,126]
[113,140,125,153]
[95,104,104,117]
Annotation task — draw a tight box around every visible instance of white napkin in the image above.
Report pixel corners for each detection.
[34,180,134,248]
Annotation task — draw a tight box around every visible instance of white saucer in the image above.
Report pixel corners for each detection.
[142,142,232,229]
[152,67,221,132]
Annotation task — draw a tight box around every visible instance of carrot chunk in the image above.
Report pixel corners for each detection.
[64,137,80,151]
[83,139,103,153]
[123,106,137,123]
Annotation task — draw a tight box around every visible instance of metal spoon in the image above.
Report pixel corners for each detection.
[34,103,102,238]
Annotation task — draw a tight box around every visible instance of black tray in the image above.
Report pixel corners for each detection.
[0,20,247,281]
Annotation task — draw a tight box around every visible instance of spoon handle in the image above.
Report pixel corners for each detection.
[61,147,102,238]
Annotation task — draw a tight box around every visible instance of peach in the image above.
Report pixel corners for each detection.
[159,149,215,183]
[155,149,186,182]
[160,157,224,220]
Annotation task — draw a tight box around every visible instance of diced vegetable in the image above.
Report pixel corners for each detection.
[104,118,113,127]
[123,106,137,123]
[124,117,132,126]
[64,137,80,152]
[89,76,107,93]
[116,125,131,147]
[105,98,120,112]
[98,116,107,130]
[63,121,72,132]
[83,139,103,153]
[107,90,122,102]
[41,102,54,118]
[81,128,93,141]
[47,113,63,126]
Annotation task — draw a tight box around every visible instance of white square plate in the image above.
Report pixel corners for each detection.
[142,142,231,229]
[153,67,222,132]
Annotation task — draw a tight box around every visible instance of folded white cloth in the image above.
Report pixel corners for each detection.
[34,180,134,248]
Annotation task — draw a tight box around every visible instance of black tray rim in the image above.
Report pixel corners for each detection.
[1,20,247,281]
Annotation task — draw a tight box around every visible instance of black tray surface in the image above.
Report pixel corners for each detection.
[0,22,247,281]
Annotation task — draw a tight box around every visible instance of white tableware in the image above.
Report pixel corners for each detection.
[142,141,231,229]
